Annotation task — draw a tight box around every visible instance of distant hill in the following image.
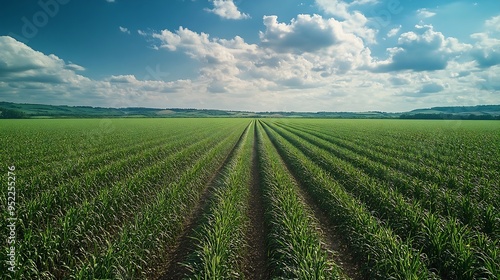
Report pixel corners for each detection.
[401,105,500,120]
[0,101,499,119]
[0,102,245,118]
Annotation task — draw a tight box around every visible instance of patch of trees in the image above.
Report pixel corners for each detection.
[400,113,500,120]
[0,108,28,119]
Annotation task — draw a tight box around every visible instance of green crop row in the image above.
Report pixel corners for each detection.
[283,120,499,197]
[69,121,248,279]
[264,120,499,279]
[257,121,344,279]
[273,121,499,238]
[1,118,498,279]
[181,121,254,279]
[260,121,439,279]
[0,119,250,279]
[11,126,238,278]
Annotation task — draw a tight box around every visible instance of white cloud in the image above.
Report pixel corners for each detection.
[476,65,500,91]
[418,82,445,94]
[107,75,138,83]
[375,25,471,72]
[259,14,344,53]
[151,27,256,64]
[0,36,88,84]
[388,75,410,86]
[119,26,130,34]
[315,0,351,19]
[342,11,376,43]
[314,0,376,43]
[205,0,250,20]
[2,7,499,115]
[314,0,378,19]
[150,15,372,91]
[470,33,500,68]
[387,25,401,38]
[485,15,500,33]
[469,15,500,68]
[416,8,436,19]
[65,63,85,71]
[351,0,379,6]
[0,36,203,108]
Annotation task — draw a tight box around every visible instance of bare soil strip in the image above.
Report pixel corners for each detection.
[242,121,270,280]
[157,124,251,280]
[294,179,365,280]
[263,121,365,280]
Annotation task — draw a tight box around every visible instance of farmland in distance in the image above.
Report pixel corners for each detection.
[1,118,499,279]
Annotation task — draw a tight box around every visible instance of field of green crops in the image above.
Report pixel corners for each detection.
[1,118,499,279]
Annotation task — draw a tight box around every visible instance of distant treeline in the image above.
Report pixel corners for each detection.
[0,108,28,119]
[1,101,500,119]
[400,113,500,120]
[420,105,500,113]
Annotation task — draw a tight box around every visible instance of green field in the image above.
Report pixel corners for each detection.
[1,119,499,279]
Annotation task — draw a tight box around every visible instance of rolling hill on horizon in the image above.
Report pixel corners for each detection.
[1,101,499,119]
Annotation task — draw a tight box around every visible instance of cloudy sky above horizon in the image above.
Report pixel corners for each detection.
[1,0,499,112]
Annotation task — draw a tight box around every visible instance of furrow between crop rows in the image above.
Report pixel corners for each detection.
[243,121,269,280]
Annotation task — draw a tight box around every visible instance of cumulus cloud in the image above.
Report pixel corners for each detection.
[0,36,204,108]
[314,0,376,43]
[259,14,344,53]
[205,0,250,20]
[315,0,351,19]
[470,33,500,68]
[388,75,410,86]
[149,27,260,94]
[387,25,401,38]
[315,0,377,19]
[149,14,373,94]
[416,8,436,19]
[470,15,500,68]
[257,14,370,71]
[107,75,138,83]
[64,63,85,71]
[340,11,376,43]
[475,66,500,90]
[485,15,500,33]
[0,36,88,84]
[151,27,257,65]
[119,26,130,34]
[418,82,444,94]
[1,10,498,113]
[375,25,471,72]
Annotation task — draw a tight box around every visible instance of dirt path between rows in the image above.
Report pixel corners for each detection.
[242,121,270,279]
[294,181,365,280]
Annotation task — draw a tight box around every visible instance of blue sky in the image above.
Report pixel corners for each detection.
[0,0,499,112]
